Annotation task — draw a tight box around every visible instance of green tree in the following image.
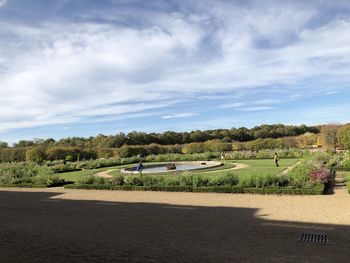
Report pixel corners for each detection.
[25,148,47,164]
[337,124,350,150]
[0,141,8,148]
[320,124,340,151]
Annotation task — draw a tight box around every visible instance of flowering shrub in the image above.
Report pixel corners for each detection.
[309,169,329,183]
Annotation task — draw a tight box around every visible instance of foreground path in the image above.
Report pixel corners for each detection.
[2,187,349,225]
[0,187,349,263]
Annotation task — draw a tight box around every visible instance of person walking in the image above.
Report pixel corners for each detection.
[135,161,143,174]
[220,152,225,164]
[273,152,279,167]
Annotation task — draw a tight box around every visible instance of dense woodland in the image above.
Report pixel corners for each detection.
[0,123,349,163]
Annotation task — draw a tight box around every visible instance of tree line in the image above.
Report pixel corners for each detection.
[0,124,319,149]
[0,135,319,163]
[11,123,350,164]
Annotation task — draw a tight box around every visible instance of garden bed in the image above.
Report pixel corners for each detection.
[63,153,331,195]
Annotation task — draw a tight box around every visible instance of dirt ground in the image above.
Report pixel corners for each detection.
[1,187,350,263]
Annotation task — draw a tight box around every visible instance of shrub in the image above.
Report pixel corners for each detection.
[93,177,108,186]
[35,174,62,186]
[178,173,194,187]
[276,176,290,187]
[78,175,96,185]
[219,172,239,186]
[237,175,257,188]
[192,175,209,187]
[110,175,125,186]
[123,175,143,186]
[142,175,163,186]
[162,176,180,186]
[309,169,330,184]
[0,162,63,187]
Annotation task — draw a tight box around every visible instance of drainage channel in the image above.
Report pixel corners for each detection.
[299,233,329,244]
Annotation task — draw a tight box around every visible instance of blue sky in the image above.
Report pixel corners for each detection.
[1,0,350,143]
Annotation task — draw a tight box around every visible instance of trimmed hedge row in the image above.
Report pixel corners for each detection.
[0,184,48,188]
[0,181,70,188]
[64,184,324,195]
[243,186,323,195]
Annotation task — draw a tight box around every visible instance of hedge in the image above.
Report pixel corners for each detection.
[0,181,70,188]
[64,184,324,195]
[243,186,324,195]
[0,184,48,188]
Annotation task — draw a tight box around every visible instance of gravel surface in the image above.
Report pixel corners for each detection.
[1,187,349,262]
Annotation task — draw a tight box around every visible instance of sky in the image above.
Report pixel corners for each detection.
[1,0,350,143]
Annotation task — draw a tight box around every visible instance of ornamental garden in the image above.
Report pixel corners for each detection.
[1,124,350,195]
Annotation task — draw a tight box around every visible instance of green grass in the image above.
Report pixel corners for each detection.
[59,169,105,182]
[230,159,298,177]
[60,159,299,183]
[59,164,134,182]
[195,162,235,173]
[108,159,298,178]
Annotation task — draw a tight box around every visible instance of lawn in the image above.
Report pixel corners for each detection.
[59,169,104,182]
[230,159,298,177]
[60,159,299,182]
[59,164,135,182]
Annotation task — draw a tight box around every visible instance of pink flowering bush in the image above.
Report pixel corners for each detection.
[309,169,329,184]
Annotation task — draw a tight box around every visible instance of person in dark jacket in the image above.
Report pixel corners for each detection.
[135,161,143,173]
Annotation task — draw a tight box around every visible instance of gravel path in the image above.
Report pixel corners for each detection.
[95,169,114,178]
[280,161,300,175]
[0,187,349,262]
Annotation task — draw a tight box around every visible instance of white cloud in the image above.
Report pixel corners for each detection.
[220,102,245,108]
[0,0,6,7]
[1,1,350,133]
[220,99,281,109]
[253,99,281,105]
[162,113,196,119]
[238,106,276,112]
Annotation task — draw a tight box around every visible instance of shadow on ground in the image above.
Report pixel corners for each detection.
[0,191,349,263]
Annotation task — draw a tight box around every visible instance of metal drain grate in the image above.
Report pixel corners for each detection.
[299,233,329,244]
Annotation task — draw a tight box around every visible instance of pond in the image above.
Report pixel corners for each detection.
[121,161,222,174]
